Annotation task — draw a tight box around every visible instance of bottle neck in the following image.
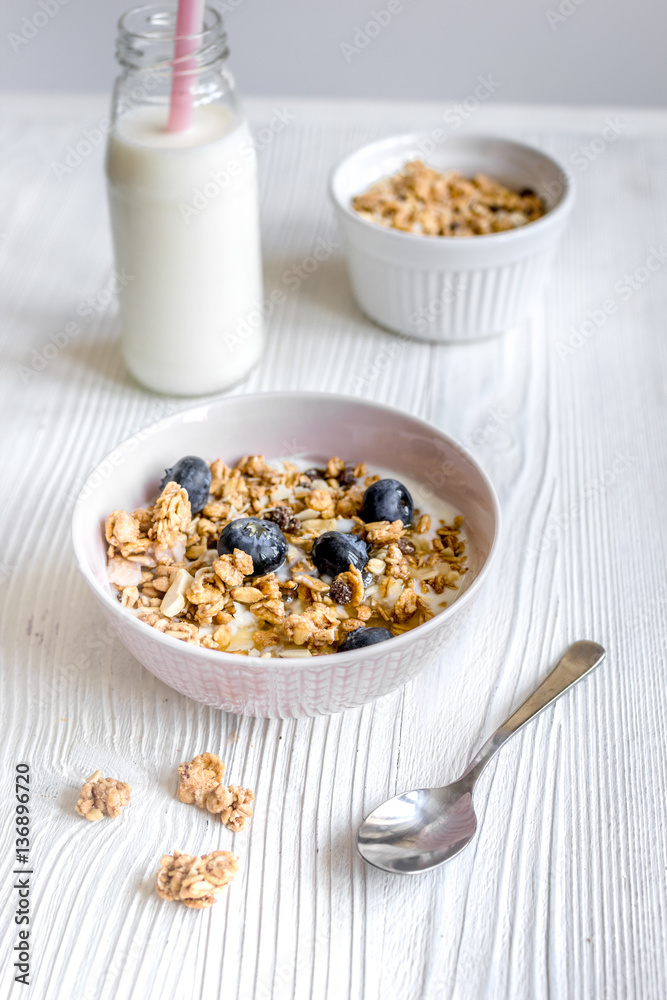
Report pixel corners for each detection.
[112,4,233,118]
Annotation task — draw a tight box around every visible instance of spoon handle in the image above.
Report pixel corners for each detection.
[462,640,606,784]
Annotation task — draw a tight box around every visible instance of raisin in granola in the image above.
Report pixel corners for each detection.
[264,506,299,532]
[338,466,357,487]
[330,576,353,605]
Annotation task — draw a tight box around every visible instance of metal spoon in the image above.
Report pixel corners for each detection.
[357,640,606,874]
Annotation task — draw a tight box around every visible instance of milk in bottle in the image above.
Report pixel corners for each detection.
[106,6,263,395]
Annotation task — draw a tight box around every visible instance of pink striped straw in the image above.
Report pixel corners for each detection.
[167,0,205,132]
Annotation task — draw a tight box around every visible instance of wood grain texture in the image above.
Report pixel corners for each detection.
[0,95,666,1000]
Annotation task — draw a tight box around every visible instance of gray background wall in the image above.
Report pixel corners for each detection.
[1,0,665,105]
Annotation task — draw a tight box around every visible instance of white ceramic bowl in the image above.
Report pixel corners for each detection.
[329,133,574,342]
[72,392,499,718]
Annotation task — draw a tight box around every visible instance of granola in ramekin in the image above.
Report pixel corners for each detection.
[352,160,546,237]
[104,455,467,658]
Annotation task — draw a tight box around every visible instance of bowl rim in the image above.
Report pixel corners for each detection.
[72,390,501,670]
[328,130,575,247]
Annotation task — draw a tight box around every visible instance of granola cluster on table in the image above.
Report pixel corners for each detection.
[156,850,238,909]
[105,454,467,657]
[75,769,131,821]
[177,752,254,832]
[352,159,546,237]
[74,752,253,910]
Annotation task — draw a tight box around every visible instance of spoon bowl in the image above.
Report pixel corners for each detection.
[358,779,478,873]
[358,641,606,874]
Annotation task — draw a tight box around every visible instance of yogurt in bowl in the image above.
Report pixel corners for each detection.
[72,392,500,718]
[103,455,470,659]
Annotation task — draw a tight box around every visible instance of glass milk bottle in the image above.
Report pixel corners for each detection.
[106,5,263,395]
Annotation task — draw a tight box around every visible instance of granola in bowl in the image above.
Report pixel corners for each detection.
[104,454,468,658]
[352,159,546,237]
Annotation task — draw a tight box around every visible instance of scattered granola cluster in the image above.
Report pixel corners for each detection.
[352,160,546,237]
[105,454,467,657]
[74,754,254,910]
[178,753,254,832]
[75,769,131,821]
[156,850,238,909]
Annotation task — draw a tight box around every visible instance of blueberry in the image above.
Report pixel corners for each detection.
[311,531,369,578]
[359,478,414,526]
[217,517,287,575]
[160,455,211,514]
[339,626,394,652]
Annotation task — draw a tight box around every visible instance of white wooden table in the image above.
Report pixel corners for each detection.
[1,94,666,1000]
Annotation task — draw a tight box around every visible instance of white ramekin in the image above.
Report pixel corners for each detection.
[329,133,574,342]
[72,392,499,719]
